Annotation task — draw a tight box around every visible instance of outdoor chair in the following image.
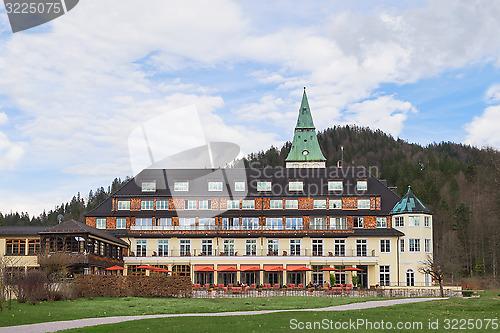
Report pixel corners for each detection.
[274,283,280,288]
[298,283,304,288]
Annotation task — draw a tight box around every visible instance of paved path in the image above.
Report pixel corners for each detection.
[1,298,439,333]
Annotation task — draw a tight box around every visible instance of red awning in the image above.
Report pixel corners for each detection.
[240,265,263,272]
[217,265,240,272]
[264,265,286,272]
[287,266,313,272]
[194,265,216,272]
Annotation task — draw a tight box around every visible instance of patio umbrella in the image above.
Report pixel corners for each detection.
[153,268,172,273]
[265,267,287,271]
[320,267,340,271]
[287,266,313,272]
[240,266,263,272]
[217,267,240,272]
[105,265,125,270]
[137,265,157,270]
[342,267,363,272]
[195,267,216,272]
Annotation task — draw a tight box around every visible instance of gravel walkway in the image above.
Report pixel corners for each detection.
[0,298,440,333]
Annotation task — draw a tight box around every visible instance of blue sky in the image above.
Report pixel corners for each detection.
[0,0,499,216]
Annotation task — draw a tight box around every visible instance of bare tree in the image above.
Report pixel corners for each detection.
[419,254,444,297]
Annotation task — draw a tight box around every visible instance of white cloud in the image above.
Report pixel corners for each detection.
[0,112,7,125]
[485,84,500,104]
[343,95,417,137]
[464,105,500,149]
[0,131,24,170]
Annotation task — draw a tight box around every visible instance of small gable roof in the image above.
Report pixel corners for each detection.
[390,187,432,215]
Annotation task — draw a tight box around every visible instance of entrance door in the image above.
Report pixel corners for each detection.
[357,265,368,288]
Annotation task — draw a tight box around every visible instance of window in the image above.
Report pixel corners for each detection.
[328,180,343,191]
[246,239,257,256]
[289,181,303,191]
[201,240,213,256]
[6,239,25,255]
[180,240,191,256]
[357,180,368,191]
[242,217,259,230]
[329,199,342,209]
[199,218,216,230]
[379,265,390,286]
[285,199,298,209]
[178,218,196,230]
[376,217,387,228]
[358,199,370,209]
[28,239,40,255]
[394,216,404,227]
[117,200,130,210]
[174,181,189,191]
[223,239,235,256]
[406,268,415,286]
[136,240,147,257]
[312,239,323,256]
[268,239,279,255]
[172,264,190,277]
[330,217,347,230]
[334,239,345,256]
[353,217,364,228]
[198,200,211,210]
[184,200,197,210]
[285,217,303,230]
[380,239,391,253]
[142,181,156,192]
[265,217,283,230]
[222,217,240,230]
[290,239,301,256]
[424,216,431,227]
[270,199,283,209]
[156,218,172,229]
[409,216,421,227]
[135,218,153,227]
[425,239,431,253]
[242,199,255,209]
[227,199,239,209]
[400,239,405,253]
[141,200,154,210]
[156,200,169,210]
[356,239,367,256]
[208,181,223,191]
[116,218,126,229]
[96,218,106,229]
[409,238,421,252]
[335,272,347,285]
[313,199,327,209]
[158,240,169,256]
[257,181,272,191]
[234,181,246,191]
[310,217,327,230]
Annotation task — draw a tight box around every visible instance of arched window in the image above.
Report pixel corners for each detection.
[406,268,415,286]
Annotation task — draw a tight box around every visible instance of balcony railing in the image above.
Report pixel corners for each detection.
[129,248,377,257]
[129,225,352,231]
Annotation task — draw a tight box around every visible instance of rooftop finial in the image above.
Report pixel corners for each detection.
[304,86,306,91]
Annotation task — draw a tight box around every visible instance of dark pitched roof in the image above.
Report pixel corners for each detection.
[86,167,401,217]
[390,187,432,215]
[0,226,47,237]
[39,219,128,246]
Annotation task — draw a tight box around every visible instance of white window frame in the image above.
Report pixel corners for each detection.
[379,265,390,286]
[208,181,223,192]
[136,240,147,256]
[245,239,257,256]
[356,180,368,191]
[380,239,391,253]
[96,218,106,229]
[409,216,421,227]
[329,199,342,209]
[376,217,387,228]
[242,199,255,209]
[116,218,126,229]
[357,199,370,209]
[117,200,130,210]
[270,199,283,209]
[356,239,367,256]
[285,217,303,230]
[312,239,323,256]
[330,217,347,230]
[179,239,191,256]
[158,240,169,257]
[178,218,196,230]
[285,199,298,209]
[288,181,304,191]
[198,200,211,210]
[241,217,259,230]
[267,239,279,255]
[334,239,345,256]
[425,239,431,253]
[313,199,327,209]
[394,216,404,227]
[257,181,272,191]
[265,217,283,230]
[222,217,240,230]
[223,239,235,256]
[400,238,405,253]
[406,268,415,286]
[141,200,154,210]
[310,217,327,230]
[156,218,172,229]
[198,218,216,230]
[135,218,153,228]
[184,200,197,210]
[227,199,239,209]
[289,239,301,256]
[234,181,246,192]
[328,180,343,191]
[201,239,213,256]
[156,200,169,210]
[424,216,431,227]
[409,238,421,252]
[353,216,364,228]
[174,181,189,192]
[141,181,156,192]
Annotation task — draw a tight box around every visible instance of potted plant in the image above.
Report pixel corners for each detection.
[330,274,336,287]
[352,276,359,289]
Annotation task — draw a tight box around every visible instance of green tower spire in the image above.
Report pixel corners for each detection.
[285,88,327,168]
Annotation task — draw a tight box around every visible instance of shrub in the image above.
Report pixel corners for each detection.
[12,271,50,305]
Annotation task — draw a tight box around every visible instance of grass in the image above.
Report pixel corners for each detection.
[65,291,500,332]
[0,296,382,327]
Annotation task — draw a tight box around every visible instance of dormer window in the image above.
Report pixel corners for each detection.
[358,199,370,209]
[357,180,368,191]
[328,180,343,191]
[257,181,272,191]
[142,181,156,192]
[208,181,223,191]
[174,181,189,191]
[117,200,130,210]
[141,200,154,210]
[234,181,246,191]
[289,181,303,191]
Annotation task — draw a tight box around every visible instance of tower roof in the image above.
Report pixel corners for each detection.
[285,89,326,163]
[390,187,433,215]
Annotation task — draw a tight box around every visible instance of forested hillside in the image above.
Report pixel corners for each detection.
[1,125,498,280]
[245,125,500,280]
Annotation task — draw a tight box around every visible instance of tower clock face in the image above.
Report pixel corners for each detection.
[302,150,309,156]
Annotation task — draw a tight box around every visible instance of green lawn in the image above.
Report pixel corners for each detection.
[65,292,500,333]
[0,296,381,327]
